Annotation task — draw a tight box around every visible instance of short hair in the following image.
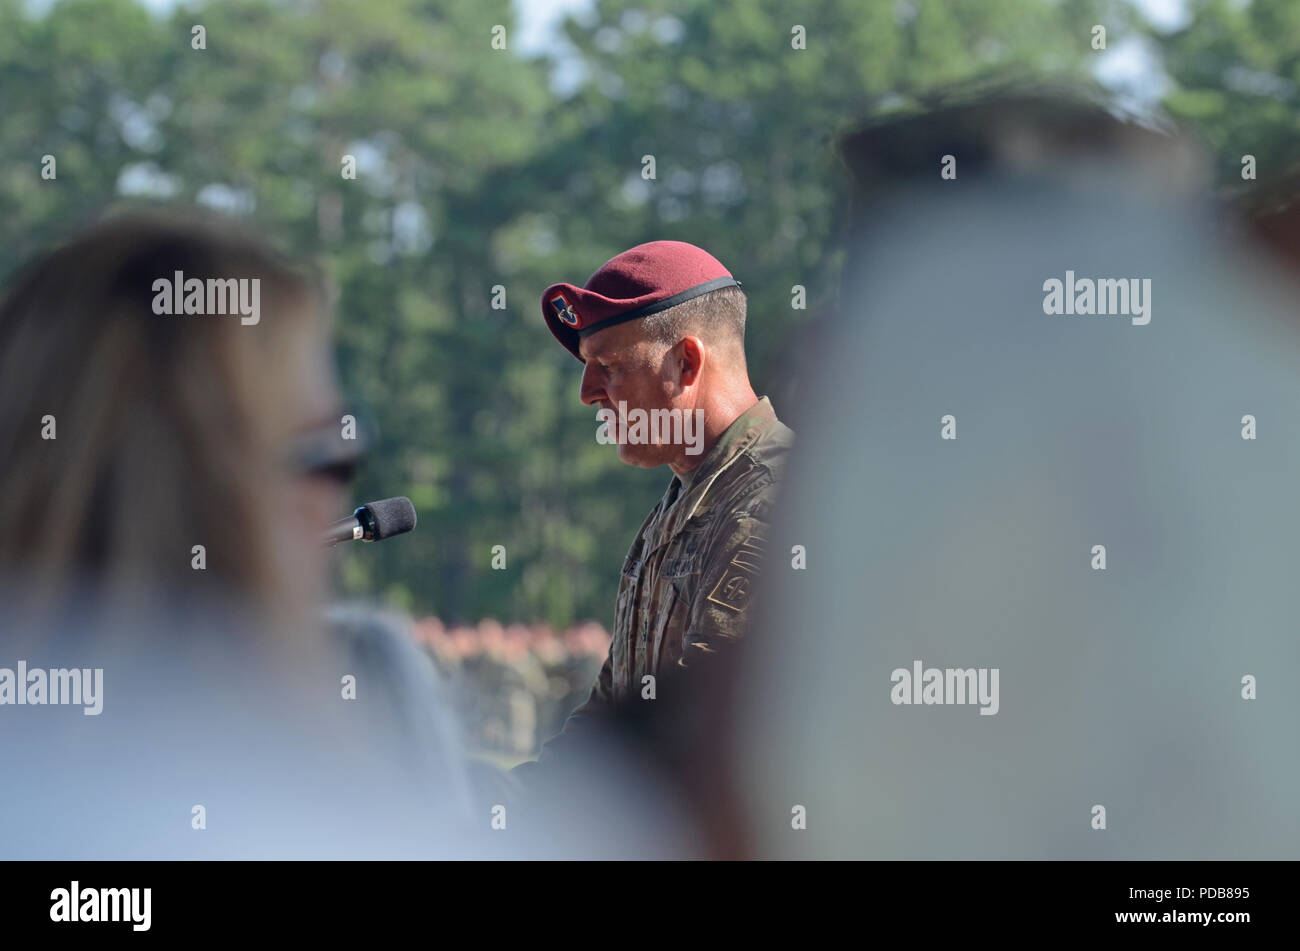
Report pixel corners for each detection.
[837,84,1205,209]
[639,284,747,360]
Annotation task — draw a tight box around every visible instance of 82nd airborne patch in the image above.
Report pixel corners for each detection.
[706,534,765,613]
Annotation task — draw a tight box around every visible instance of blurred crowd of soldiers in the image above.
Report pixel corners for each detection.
[413,618,610,760]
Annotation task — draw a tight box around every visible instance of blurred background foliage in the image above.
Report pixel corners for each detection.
[2,0,1296,627]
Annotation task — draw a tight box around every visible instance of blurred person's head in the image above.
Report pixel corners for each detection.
[0,211,510,860]
[836,83,1208,207]
[0,211,348,640]
[543,241,758,475]
[728,89,1300,859]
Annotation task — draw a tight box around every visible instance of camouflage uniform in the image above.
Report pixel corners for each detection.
[534,396,794,762]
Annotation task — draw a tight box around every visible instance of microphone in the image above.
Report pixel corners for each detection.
[324,497,417,548]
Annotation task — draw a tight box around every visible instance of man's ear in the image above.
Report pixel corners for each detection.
[677,335,704,387]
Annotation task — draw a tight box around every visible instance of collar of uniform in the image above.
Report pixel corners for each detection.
[649,396,778,546]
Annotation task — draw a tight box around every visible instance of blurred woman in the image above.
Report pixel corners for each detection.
[0,211,340,638]
[0,212,477,858]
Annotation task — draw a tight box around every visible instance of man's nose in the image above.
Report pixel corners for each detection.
[579,364,606,406]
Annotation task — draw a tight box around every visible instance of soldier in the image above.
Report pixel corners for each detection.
[516,240,794,779]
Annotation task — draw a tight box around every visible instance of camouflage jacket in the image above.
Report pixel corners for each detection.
[533,396,794,765]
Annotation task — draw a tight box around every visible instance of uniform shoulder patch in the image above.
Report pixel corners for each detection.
[705,534,765,613]
[727,534,764,572]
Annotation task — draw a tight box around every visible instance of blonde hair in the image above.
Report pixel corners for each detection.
[0,211,327,637]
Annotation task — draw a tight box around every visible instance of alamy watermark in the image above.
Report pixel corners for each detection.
[0,662,103,715]
[1042,270,1151,326]
[596,402,706,456]
[151,271,260,325]
[50,881,150,931]
[890,660,999,715]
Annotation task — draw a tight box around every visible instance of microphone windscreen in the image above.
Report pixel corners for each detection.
[364,497,417,540]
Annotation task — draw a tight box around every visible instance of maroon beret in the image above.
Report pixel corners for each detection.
[540,240,740,361]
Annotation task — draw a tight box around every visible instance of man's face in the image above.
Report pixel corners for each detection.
[578,322,683,469]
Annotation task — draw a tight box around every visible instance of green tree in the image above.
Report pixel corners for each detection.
[3,0,1169,630]
[1149,0,1300,193]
